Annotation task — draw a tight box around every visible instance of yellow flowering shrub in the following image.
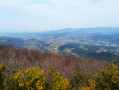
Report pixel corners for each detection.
[24,66,47,90]
[81,87,91,90]
[81,79,96,90]
[13,70,24,87]
[50,72,70,90]
[0,63,6,89]
[1,61,119,90]
[48,66,70,90]
[95,61,119,89]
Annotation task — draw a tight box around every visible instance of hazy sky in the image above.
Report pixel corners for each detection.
[0,0,119,32]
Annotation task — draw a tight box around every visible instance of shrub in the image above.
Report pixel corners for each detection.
[0,61,119,90]
[48,66,71,90]
[24,66,47,90]
[0,63,6,89]
[71,69,90,88]
[95,61,119,89]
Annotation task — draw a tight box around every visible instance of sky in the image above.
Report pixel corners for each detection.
[0,0,119,32]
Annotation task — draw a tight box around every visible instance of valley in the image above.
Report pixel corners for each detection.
[1,27,119,62]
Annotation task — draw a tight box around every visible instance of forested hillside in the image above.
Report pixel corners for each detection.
[59,43,119,62]
[0,45,119,89]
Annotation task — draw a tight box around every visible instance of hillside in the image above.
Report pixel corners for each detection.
[0,45,106,77]
[0,45,119,89]
[1,27,119,62]
[59,43,119,62]
[0,37,24,48]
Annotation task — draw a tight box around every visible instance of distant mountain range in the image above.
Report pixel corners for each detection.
[0,27,119,62]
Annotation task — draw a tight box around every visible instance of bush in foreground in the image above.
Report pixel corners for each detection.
[0,61,119,90]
